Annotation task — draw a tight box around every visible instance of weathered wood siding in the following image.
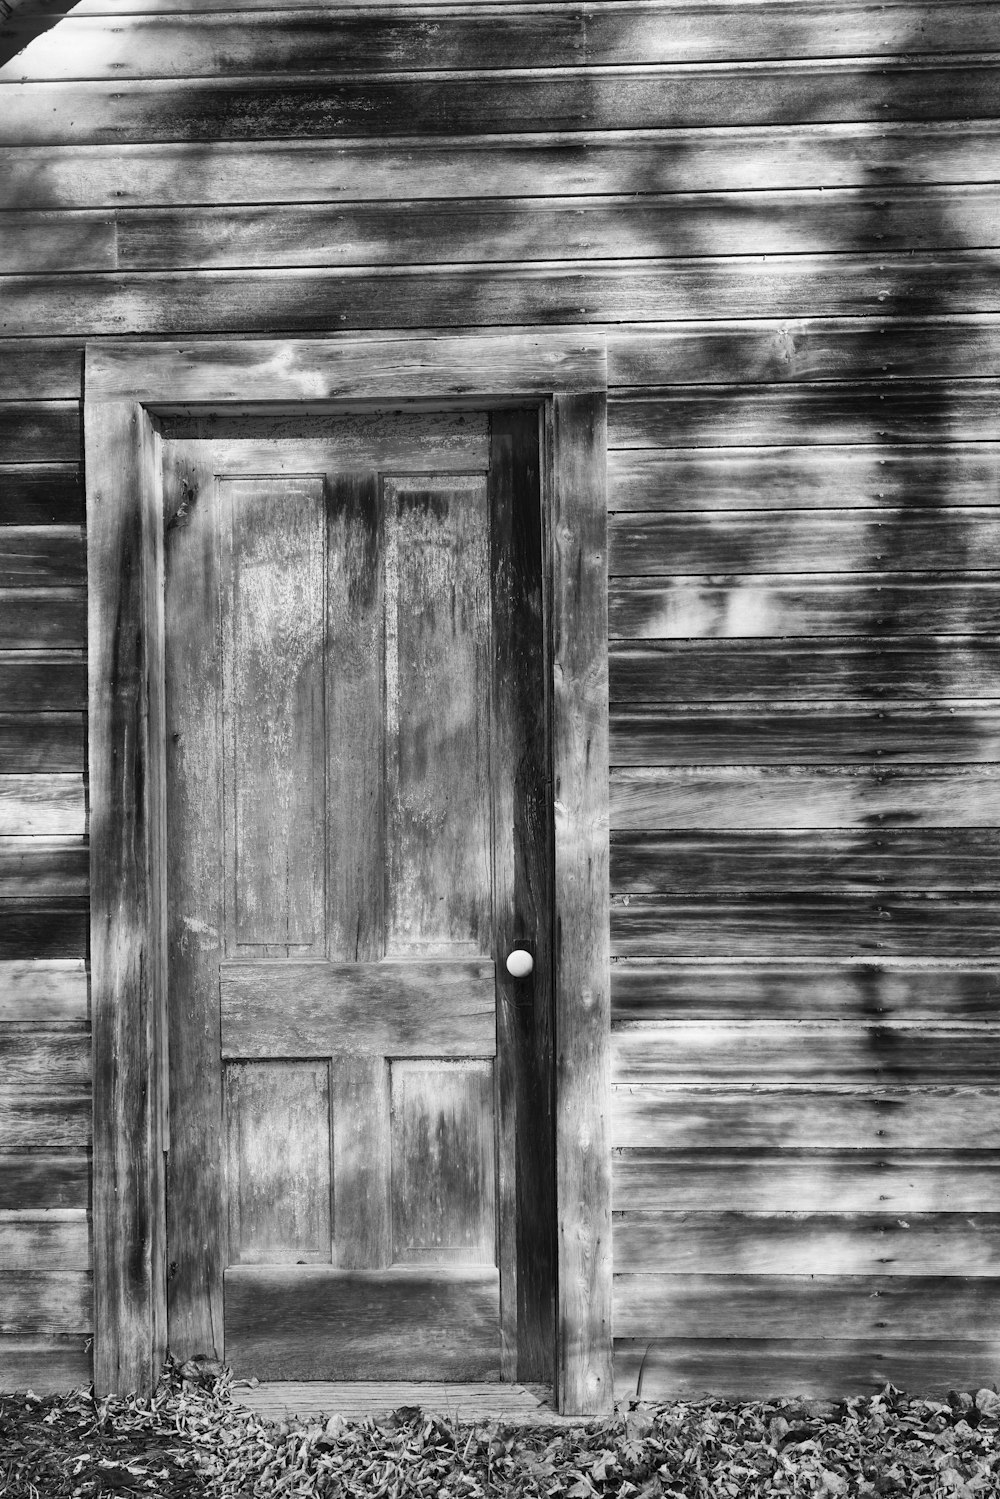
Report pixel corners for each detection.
[1,0,999,1396]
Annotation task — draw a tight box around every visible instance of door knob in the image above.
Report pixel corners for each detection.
[505,949,534,978]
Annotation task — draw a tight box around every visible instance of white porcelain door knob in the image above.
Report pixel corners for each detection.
[505,949,534,978]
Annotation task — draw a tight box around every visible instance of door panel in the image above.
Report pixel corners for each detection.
[164,408,553,1382]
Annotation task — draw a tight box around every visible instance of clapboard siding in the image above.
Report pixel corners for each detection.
[4,184,1000,272]
[2,125,999,210]
[1,0,998,1401]
[7,3,1000,77]
[2,64,1000,146]
[3,256,1000,336]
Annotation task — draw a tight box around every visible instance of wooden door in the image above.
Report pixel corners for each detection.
[161,409,553,1382]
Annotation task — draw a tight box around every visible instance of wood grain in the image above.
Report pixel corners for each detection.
[610,508,1000,577]
[610,959,1000,1022]
[0,1092,90,1149]
[551,389,612,1414]
[0,1031,89,1090]
[612,1086,1000,1150]
[8,185,979,272]
[0,526,84,587]
[608,443,1000,513]
[0,904,87,959]
[2,64,999,147]
[331,1053,391,1272]
[0,959,87,1024]
[0,776,84,837]
[611,829,1000,893]
[0,1211,89,1272]
[611,1023,1000,1084]
[611,895,1000,959]
[610,640,1000,703]
[614,1274,1000,1341]
[610,575,1000,640]
[0,653,86,711]
[0,403,78,463]
[225,1061,331,1266]
[612,1211,1000,1276]
[610,383,1000,451]
[8,3,999,76]
[0,1154,88,1210]
[611,704,1000,767]
[224,1266,500,1380]
[5,124,1000,210]
[0,716,84,773]
[613,1337,1000,1401]
[163,444,225,1364]
[0,839,88,898]
[0,1335,91,1392]
[221,961,496,1058]
[6,255,1000,336]
[0,1271,91,1335]
[610,766,1000,831]
[613,1150,1000,1212]
[0,590,86,650]
[0,467,81,523]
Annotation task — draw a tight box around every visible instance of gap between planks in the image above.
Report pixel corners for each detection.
[230,1382,601,1427]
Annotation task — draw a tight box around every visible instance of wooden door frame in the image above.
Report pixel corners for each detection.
[85,333,612,1414]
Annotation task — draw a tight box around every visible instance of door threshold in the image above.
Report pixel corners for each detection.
[230,1381,599,1427]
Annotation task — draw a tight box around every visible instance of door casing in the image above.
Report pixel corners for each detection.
[85,333,612,1414]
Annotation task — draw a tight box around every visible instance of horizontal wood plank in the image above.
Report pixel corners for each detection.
[612,1022,1000,1083]
[5,185,998,274]
[608,443,1000,512]
[0,654,86,713]
[611,704,1000,767]
[610,575,1000,639]
[0,959,87,1024]
[0,527,85,587]
[0,838,88,898]
[610,640,1000,703]
[609,317,1000,387]
[0,468,83,524]
[2,64,1000,147]
[0,717,85,774]
[0,1030,89,1089]
[611,829,1000,892]
[610,959,1000,1022]
[0,779,85,838]
[0,590,87,650]
[225,1266,500,1380]
[0,1199,86,1259]
[220,960,495,1058]
[0,404,79,464]
[614,1273,1000,1341]
[8,4,1000,77]
[4,124,1000,211]
[0,1154,89,1210]
[0,1336,91,1393]
[4,254,1000,337]
[613,1149,1000,1212]
[611,384,1000,451]
[612,1211,1000,1275]
[0,904,88,959]
[610,767,1000,831]
[612,1086,1000,1150]
[611,895,1000,958]
[614,1336,1000,1401]
[610,509,1000,577]
[0,1093,90,1149]
[0,1271,91,1334]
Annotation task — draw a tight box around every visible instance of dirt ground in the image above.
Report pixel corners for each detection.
[2,1363,1000,1497]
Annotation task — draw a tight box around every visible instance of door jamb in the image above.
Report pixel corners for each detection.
[85,333,611,1414]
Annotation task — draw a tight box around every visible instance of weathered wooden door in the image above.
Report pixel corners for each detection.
[161,409,552,1382]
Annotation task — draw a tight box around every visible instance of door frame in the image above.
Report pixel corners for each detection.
[85,333,612,1414]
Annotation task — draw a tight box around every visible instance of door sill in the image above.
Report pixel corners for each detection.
[230,1382,597,1426]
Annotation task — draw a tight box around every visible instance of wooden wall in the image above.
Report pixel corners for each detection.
[2,0,1000,1397]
